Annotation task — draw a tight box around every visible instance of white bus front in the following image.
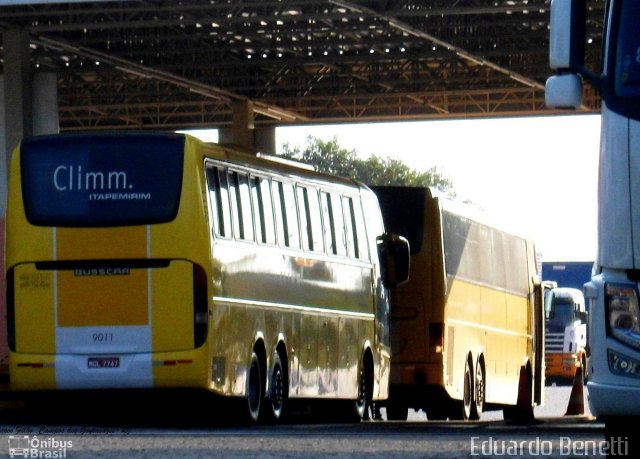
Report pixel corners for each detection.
[547,0,640,418]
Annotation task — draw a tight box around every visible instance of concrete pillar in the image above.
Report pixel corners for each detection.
[0,79,5,216]
[255,127,276,155]
[1,31,59,377]
[0,72,58,213]
[231,100,255,150]
[0,79,5,378]
[33,72,60,135]
[2,28,33,168]
[1,29,33,377]
[217,127,234,145]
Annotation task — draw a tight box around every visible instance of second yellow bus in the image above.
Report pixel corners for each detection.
[373,186,544,421]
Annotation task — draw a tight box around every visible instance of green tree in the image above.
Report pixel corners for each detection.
[280,135,455,196]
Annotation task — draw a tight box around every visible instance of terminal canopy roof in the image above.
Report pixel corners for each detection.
[0,0,604,131]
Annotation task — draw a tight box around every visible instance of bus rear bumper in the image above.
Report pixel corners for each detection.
[9,348,210,391]
[390,362,443,386]
[587,380,640,417]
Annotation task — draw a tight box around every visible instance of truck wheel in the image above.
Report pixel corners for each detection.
[581,355,588,384]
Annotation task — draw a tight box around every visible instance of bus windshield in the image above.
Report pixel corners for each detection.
[615,1,640,97]
[20,133,184,227]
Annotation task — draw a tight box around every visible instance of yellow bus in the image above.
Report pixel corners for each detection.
[5,132,409,423]
[373,186,544,421]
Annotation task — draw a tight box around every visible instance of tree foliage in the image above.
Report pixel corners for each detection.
[280,135,455,196]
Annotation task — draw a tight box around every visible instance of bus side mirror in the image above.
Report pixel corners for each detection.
[546,74,583,109]
[377,233,410,289]
[546,0,587,109]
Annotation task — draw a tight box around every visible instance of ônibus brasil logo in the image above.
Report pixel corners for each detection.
[8,435,72,458]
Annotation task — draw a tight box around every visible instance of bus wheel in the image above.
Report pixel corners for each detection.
[265,351,286,422]
[472,358,485,420]
[353,354,373,421]
[246,351,262,423]
[462,357,474,420]
[386,403,408,421]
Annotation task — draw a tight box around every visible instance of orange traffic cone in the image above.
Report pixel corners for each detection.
[504,366,535,423]
[564,365,585,416]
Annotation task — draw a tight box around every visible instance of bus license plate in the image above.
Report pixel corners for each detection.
[88,357,120,369]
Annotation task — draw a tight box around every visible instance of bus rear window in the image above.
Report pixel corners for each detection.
[20,133,185,226]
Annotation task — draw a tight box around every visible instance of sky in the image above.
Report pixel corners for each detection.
[186,114,601,262]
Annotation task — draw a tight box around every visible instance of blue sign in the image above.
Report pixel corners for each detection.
[21,133,185,226]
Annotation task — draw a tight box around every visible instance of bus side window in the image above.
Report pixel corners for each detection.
[343,197,358,259]
[206,165,231,238]
[492,230,507,291]
[283,182,300,249]
[504,236,528,296]
[321,192,337,255]
[321,192,347,257]
[297,186,324,253]
[331,193,347,257]
[229,171,254,242]
[251,176,276,245]
[273,180,300,249]
[272,180,287,246]
[352,198,369,261]
[297,186,313,251]
[477,226,493,287]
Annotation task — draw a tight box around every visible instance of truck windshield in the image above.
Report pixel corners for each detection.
[548,299,575,326]
[615,1,640,97]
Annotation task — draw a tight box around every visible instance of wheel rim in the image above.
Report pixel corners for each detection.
[355,363,367,417]
[270,359,284,419]
[475,362,485,416]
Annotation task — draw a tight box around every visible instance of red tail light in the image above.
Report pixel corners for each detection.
[429,322,443,353]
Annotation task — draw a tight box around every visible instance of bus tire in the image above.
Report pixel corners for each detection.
[264,350,286,422]
[462,357,474,421]
[246,351,262,423]
[472,357,485,420]
[352,352,373,421]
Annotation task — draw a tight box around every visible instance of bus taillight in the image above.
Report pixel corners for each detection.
[429,322,443,353]
[193,264,208,348]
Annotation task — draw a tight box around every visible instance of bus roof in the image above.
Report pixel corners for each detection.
[376,185,534,243]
